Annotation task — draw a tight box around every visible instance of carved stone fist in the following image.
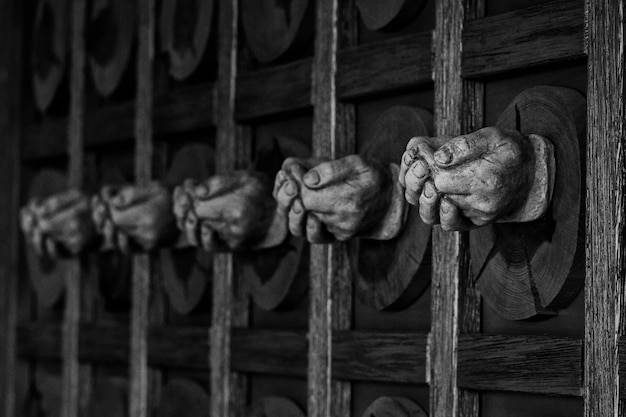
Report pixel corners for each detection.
[274,155,394,242]
[91,182,177,252]
[20,189,95,258]
[189,171,284,252]
[400,127,552,230]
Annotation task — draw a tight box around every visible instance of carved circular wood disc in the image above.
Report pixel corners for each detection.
[25,169,69,309]
[356,0,426,31]
[351,106,432,311]
[362,397,428,417]
[242,136,309,311]
[31,0,67,112]
[160,0,214,80]
[470,86,586,320]
[249,396,305,417]
[88,0,134,97]
[160,143,214,315]
[88,376,127,417]
[241,0,314,63]
[156,378,209,417]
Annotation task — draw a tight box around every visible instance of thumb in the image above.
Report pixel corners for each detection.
[302,156,356,189]
[433,131,492,168]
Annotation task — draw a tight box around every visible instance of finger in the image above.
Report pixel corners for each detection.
[281,157,327,174]
[40,189,82,216]
[305,214,333,244]
[418,181,441,225]
[44,236,58,259]
[100,185,119,201]
[299,188,335,214]
[110,185,153,209]
[117,232,130,254]
[433,132,492,168]
[31,227,45,257]
[20,207,36,235]
[301,157,356,189]
[275,178,299,214]
[399,149,417,188]
[185,212,200,247]
[273,170,288,199]
[439,197,475,231]
[288,198,307,237]
[404,160,431,206]
[200,222,216,252]
[102,220,116,250]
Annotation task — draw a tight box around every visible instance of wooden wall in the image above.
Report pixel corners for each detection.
[0,0,624,416]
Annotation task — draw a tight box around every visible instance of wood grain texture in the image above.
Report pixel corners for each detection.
[230,329,307,377]
[235,58,312,121]
[337,33,432,101]
[211,1,249,417]
[332,332,427,384]
[458,334,582,396]
[130,0,156,416]
[62,2,88,417]
[22,82,215,161]
[430,0,465,415]
[585,0,626,415]
[462,0,584,79]
[309,1,356,417]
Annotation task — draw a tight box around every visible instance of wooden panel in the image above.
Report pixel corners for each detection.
[235,59,312,121]
[231,329,307,377]
[148,327,209,369]
[17,323,62,360]
[22,83,216,161]
[332,332,427,384]
[585,1,626,415]
[462,0,584,79]
[337,33,432,100]
[458,334,582,396]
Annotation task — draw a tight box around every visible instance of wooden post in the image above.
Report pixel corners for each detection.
[61,1,89,417]
[0,0,22,415]
[130,0,156,416]
[584,1,626,416]
[308,1,356,417]
[211,1,249,416]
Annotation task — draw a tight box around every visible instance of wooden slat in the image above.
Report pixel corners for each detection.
[337,33,432,100]
[17,323,62,360]
[332,332,427,384]
[230,329,307,377]
[22,83,216,161]
[235,59,312,121]
[458,334,582,396]
[462,0,584,79]
[585,1,626,415]
[148,326,209,370]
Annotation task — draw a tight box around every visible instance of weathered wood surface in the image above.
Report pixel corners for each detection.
[462,0,584,79]
[361,397,428,417]
[332,332,427,383]
[585,0,626,415]
[337,33,432,100]
[230,329,307,377]
[458,334,582,396]
[23,82,215,161]
[160,0,215,80]
[308,1,356,417]
[235,58,312,121]
[355,0,425,31]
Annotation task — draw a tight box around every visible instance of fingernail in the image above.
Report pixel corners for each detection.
[292,203,302,214]
[303,170,320,186]
[112,195,124,206]
[435,147,452,165]
[424,183,433,198]
[403,152,413,165]
[285,181,296,196]
[195,185,209,197]
[441,200,451,213]
[412,161,427,178]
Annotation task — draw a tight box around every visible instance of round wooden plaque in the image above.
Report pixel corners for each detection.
[160,143,214,315]
[31,0,67,112]
[470,86,586,320]
[241,0,314,63]
[88,376,127,417]
[156,378,209,417]
[25,169,69,309]
[242,136,310,311]
[249,396,305,417]
[88,0,134,97]
[362,397,428,417]
[356,0,426,31]
[160,0,214,80]
[351,106,433,311]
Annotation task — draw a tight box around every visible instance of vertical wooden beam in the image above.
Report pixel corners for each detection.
[130,0,156,416]
[0,0,21,414]
[309,1,356,417]
[585,1,626,416]
[62,1,88,417]
[211,1,249,416]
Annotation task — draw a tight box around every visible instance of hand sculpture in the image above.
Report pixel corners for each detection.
[174,171,287,252]
[399,127,554,230]
[91,182,177,252]
[20,190,96,258]
[273,155,406,243]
